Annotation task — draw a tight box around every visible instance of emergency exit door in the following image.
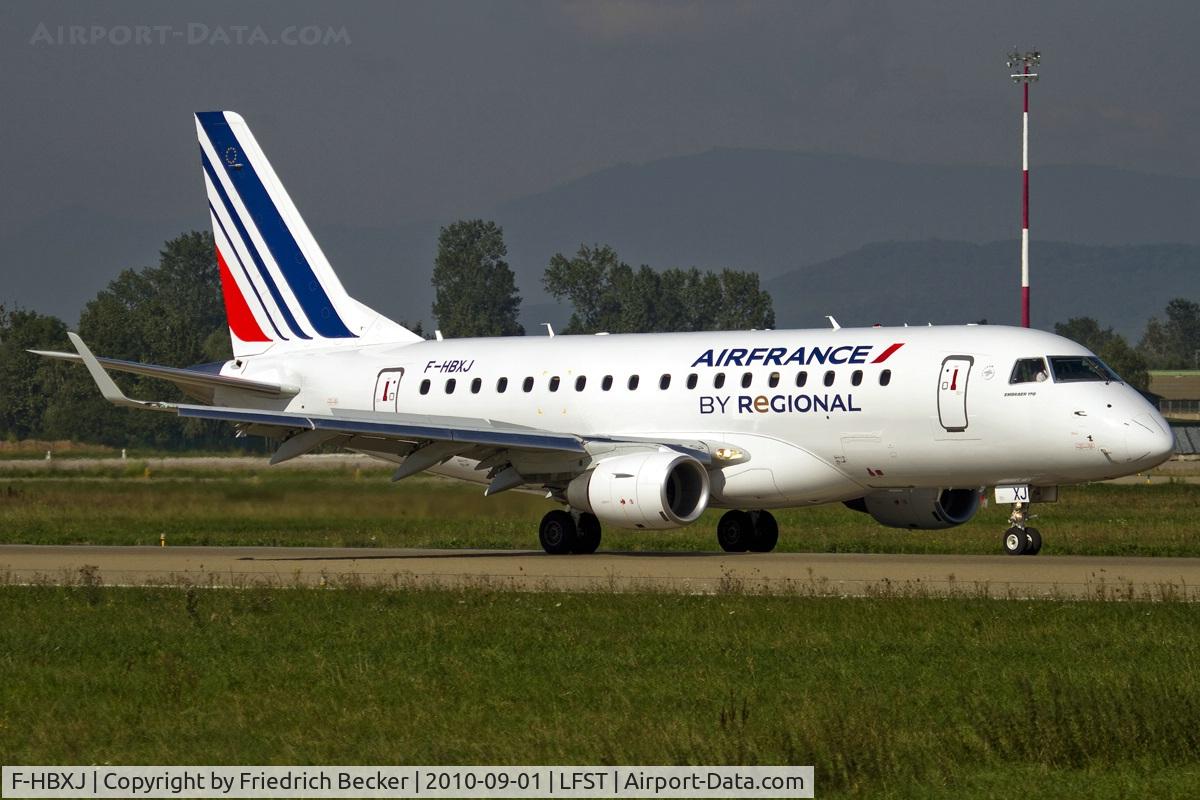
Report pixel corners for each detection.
[373,369,405,412]
[937,356,973,432]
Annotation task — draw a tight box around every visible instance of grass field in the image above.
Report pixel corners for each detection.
[1,463,1198,556]
[1,584,1198,799]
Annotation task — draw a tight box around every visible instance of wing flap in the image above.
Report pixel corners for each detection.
[175,404,586,453]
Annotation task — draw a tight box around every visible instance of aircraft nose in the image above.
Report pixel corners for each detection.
[1127,412,1175,468]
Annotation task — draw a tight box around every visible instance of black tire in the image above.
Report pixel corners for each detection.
[748,510,780,553]
[572,513,602,554]
[1023,527,1043,556]
[539,509,577,555]
[717,510,753,553]
[1003,526,1028,556]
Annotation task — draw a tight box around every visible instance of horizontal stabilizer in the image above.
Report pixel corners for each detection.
[30,346,298,403]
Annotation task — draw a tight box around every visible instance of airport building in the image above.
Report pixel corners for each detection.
[1149,371,1200,455]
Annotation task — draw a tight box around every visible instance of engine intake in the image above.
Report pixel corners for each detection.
[567,451,710,530]
[854,488,980,530]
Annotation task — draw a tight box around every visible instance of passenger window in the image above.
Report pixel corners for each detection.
[628,375,640,390]
[879,369,891,387]
[851,370,862,386]
[575,376,586,391]
[741,372,752,388]
[1010,358,1049,384]
[768,372,780,388]
[471,378,481,394]
[522,377,534,392]
[420,379,431,395]
[660,374,671,390]
[686,373,698,390]
[796,371,808,388]
[496,377,508,393]
[549,376,560,392]
[823,370,835,387]
[445,378,456,394]
[601,375,613,391]
[714,373,726,389]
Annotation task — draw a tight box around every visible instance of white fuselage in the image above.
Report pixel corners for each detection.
[218,324,1174,509]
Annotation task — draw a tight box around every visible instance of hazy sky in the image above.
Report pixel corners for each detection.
[3,0,1198,242]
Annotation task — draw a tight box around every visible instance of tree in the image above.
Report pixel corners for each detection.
[0,306,70,439]
[1138,298,1200,369]
[431,220,524,337]
[1054,316,1149,390]
[42,231,235,449]
[543,244,775,334]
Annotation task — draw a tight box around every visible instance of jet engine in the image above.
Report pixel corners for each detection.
[850,488,981,530]
[567,451,710,530]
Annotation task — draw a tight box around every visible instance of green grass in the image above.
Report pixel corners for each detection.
[1,585,1199,798]
[1,465,1198,555]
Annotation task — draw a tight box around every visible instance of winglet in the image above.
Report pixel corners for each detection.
[67,333,174,411]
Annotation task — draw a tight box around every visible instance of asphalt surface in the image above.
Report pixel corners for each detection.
[2,545,1198,599]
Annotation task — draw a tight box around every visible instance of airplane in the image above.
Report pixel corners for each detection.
[35,111,1176,556]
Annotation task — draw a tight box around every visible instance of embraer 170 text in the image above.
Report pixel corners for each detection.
[36,112,1175,556]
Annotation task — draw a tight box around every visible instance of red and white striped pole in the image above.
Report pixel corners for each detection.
[1009,50,1040,328]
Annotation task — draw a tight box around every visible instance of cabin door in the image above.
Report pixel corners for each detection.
[937,356,973,432]
[373,369,405,412]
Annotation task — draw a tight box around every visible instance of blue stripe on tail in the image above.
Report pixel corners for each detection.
[208,202,287,341]
[202,151,309,339]
[196,111,354,339]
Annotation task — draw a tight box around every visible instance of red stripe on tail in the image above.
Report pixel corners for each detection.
[216,247,270,342]
[872,342,904,363]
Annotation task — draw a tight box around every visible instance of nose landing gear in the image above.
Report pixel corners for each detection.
[1002,501,1042,556]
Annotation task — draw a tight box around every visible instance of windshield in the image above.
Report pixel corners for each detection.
[1048,356,1122,384]
[1009,357,1049,384]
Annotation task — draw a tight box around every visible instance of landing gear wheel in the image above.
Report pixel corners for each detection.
[748,511,779,553]
[539,510,577,555]
[1003,526,1029,556]
[717,510,754,553]
[1023,527,1043,556]
[572,513,602,554]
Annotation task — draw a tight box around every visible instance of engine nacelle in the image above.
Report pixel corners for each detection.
[856,488,981,530]
[567,451,710,530]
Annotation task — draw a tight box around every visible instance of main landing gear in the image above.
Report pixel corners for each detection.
[716,510,779,553]
[538,509,602,555]
[1002,501,1042,556]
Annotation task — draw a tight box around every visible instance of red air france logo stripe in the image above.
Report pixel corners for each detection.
[215,247,270,342]
[872,343,904,363]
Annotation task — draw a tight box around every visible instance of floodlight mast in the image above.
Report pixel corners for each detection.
[1008,49,1040,327]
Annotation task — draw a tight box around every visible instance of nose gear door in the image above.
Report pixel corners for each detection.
[937,356,973,432]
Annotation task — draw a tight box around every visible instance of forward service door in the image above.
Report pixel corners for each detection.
[937,356,973,432]
[373,369,405,412]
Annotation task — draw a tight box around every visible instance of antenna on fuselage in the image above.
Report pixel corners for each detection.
[434,330,444,341]
[542,323,555,337]
[825,316,841,330]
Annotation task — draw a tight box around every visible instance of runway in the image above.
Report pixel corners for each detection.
[2,544,1198,599]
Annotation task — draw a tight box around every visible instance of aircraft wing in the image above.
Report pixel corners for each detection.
[54,333,722,493]
[28,347,298,403]
[53,333,620,492]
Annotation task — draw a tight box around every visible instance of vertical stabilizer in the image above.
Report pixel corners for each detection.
[196,111,420,357]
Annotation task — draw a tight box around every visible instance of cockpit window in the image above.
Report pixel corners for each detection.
[1048,356,1122,384]
[1009,357,1049,384]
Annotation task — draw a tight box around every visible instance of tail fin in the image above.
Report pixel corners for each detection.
[196,111,420,357]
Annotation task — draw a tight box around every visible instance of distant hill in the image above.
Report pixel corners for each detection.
[494,149,1200,293]
[6,149,1200,335]
[765,240,1200,340]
